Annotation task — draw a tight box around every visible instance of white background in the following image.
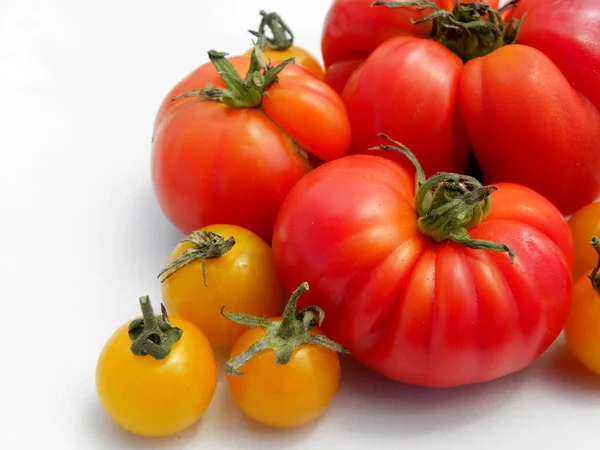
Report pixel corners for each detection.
[1,0,599,449]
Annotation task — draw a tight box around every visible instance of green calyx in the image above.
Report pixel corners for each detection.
[128,296,183,360]
[587,236,600,294]
[158,230,235,287]
[222,282,352,376]
[249,10,294,51]
[370,133,515,263]
[372,0,522,62]
[172,36,294,108]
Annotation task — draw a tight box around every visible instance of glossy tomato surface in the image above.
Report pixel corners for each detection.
[272,154,574,388]
[564,270,600,376]
[161,224,285,349]
[227,325,341,428]
[568,202,600,281]
[323,0,600,214]
[96,316,217,437]
[152,55,350,243]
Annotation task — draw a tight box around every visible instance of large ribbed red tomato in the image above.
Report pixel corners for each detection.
[272,136,574,388]
[322,0,600,214]
[152,41,350,243]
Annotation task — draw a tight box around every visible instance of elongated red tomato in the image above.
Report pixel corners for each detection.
[272,137,573,388]
[324,0,600,214]
[152,40,350,243]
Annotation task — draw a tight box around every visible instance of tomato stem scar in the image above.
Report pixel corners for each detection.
[128,296,183,360]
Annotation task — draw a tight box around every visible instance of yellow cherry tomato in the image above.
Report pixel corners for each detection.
[159,224,285,349]
[223,282,350,428]
[244,10,325,80]
[564,236,600,375]
[96,297,217,437]
[568,201,600,281]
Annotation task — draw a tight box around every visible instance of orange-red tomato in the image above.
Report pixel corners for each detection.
[152,41,350,244]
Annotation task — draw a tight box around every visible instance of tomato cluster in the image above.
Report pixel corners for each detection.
[97,0,600,440]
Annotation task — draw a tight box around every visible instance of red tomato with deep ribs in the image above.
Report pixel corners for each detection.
[151,40,351,243]
[322,0,600,214]
[272,134,574,388]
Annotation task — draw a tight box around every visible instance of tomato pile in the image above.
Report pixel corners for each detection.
[96,0,600,438]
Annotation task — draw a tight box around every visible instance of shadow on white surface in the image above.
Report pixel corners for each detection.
[79,339,600,449]
[335,355,529,435]
[535,338,600,397]
[83,394,203,449]
[82,350,322,449]
[203,349,323,447]
[128,182,184,265]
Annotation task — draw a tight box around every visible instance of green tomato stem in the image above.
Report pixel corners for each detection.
[158,230,235,286]
[369,133,515,263]
[249,10,294,51]
[128,296,183,360]
[372,0,522,62]
[172,36,295,108]
[588,236,600,293]
[221,282,351,376]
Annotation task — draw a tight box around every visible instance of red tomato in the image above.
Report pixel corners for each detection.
[323,0,600,214]
[272,137,573,388]
[322,0,498,94]
[152,41,350,243]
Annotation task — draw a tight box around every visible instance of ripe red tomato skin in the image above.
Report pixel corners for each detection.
[322,0,600,216]
[272,154,573,388]
[321,0,499,94]
[507,0,600,110]
[459,43,600,215]
[152,102,307,243]
[151,56,351,243]
[341,36,470,176]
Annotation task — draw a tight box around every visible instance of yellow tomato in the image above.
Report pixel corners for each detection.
[224,282,350,428]
[244,10,325,80]
[568,201,600,281]
[246,46,325,81]
[96,297,217,437]
[228,326,341,428]
[564,236,600,375]
[159,224,285,349]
